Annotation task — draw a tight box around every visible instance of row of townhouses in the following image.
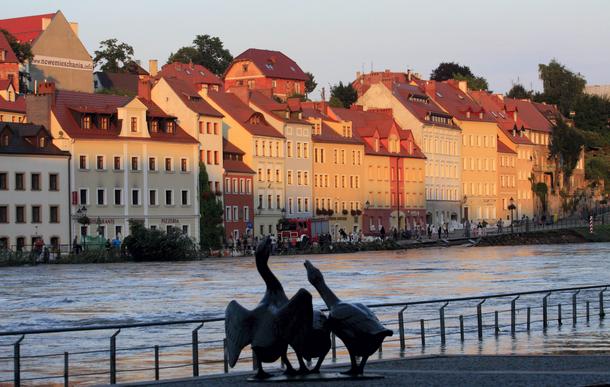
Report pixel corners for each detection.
[0,11,587,250]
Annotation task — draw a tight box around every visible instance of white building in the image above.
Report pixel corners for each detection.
[0,122,71,250]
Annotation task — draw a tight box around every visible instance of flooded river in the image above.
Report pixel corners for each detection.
[1,243,609,385]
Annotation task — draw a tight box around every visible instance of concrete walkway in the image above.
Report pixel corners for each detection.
[107,355,610,387]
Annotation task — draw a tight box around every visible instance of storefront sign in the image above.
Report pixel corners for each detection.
[32,55,93,71]
[161,218,180,224]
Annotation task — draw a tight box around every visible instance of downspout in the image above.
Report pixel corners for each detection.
[67,153,72,251]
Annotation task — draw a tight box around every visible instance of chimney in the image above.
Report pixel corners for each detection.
[228,85,250,105]
[458,80,468,93]
[350,104,364,111]
[368,107,393,117]
[407,69,412,82]
[37,82,56,96]
[138,79,151,100]
[356,71,361,79]
[149,59,158,77]
[425,80,436,97]
[513,110,518,122]
[26,86,54,130]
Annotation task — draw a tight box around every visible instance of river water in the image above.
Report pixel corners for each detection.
[1,243,610,385]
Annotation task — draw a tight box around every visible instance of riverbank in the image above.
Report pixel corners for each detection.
[478,225,610,247]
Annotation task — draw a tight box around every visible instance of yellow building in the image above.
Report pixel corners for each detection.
[0,81,26,123]
[497,140,518,222]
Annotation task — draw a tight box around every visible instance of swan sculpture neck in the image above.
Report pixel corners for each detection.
[255,248,283,292]
[311,278,340,309]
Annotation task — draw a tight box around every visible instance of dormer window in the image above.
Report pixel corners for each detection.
[167,121,175,134]
[151,120,159,133]
[38,136,46,148]
[82,115,91,129]
[100,116,109,130]
[374,138,380,152]
[130,117,138,132]
[242,64,249,72]
[265,63,274,70]
[1,133,8,146]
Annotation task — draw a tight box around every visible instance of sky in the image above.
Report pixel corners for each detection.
[5,0,610,96]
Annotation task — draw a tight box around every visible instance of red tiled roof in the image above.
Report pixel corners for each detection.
[392,83,458,129]
[0,33,18,63]
[0,13,56,43]
[418,80,495,122]
[0,122,69,156]
[51,90,197,143]
[206,90,284,139]
[0,95,26,113]
[249,91,309,124]
[497,139,516,154]
[231,48,308,81]
[312,122,363,145]
[156,62,223,87]
[223,139,255,174]
[223,138,244,155]
[162,77,223,117]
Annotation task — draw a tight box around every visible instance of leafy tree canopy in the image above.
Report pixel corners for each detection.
[305,72,317,95]
[506,83,534,99]
[168,34,233,76]
[330,81,357,108]
[537,59,586,116]
[93,38,135,73]
[453,73,489,91]
[0,29,33,63]
[430,62,473,81]
[549,116,586,186]
[122,220,196,261]
[199,162,224,251]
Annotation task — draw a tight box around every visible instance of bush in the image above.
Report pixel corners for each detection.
[122,221,197,261]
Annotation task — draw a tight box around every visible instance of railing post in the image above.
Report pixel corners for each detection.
[494,311,499,335]
[14,335,24,387]
[477,299,486,340]
[420,319,426,347]
[558,304,562,326]
[440,302,449,346]
[252,349,257,371]
[511,296,520,335]
[154,345,159,381]
[398,305,408,352]
[572,290,580,326]
[110,329,120,384]
[543,293,551,329]
[587,300,590,322]
[459,315,464,342]
[600,288,607,318]
[64,352,69,387]
[331,332,337,360]
[192,322,204,377]
[223,338,229,373]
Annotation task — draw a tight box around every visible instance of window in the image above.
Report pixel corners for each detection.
[15,206,24,223]
[79,155,88,170]
[198,121,204,134]
[148,157,156,171]
[0,172,6,190]
[113,156,121,171]
[97,188,106,205]
[165,158,173,172]
[114,189,122,205]
[181,190,188,205]
[0,206,6,223]
[13,173,24,191]
[31,173,40,191]
[165,190,173,205]
[48,174,58,191]
[246,180,252,194]
[233,206,239,221]
[131,189,140,206]
[182,225,189,235]
[276,195,281,209]
[49,206,59,223]
[206,151,212,164]
[149,190,157,206]
[1,133,8,146]
[206,122,212,134]
[232,178,238,193]
[287,170,293,185]
[82,115,91,129]
[213,122,219,135]
[131,157,139,171]
[214,151,219,165]
[31,205,41,223]
[288,198,293,214]
[287,142,293,157]
[79,188,88,205]
[167,121,175,134]
[181,158,188,172]
[130,117,138,132]
[297,143,302,158]
[226,206,232,221]
[100,116,109,130]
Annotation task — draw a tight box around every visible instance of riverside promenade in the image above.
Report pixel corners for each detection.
[108,355,610,387]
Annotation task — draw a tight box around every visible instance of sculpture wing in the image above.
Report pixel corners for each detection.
[225,300,253,368]
[330,302,389,337]
[276,288,313,342]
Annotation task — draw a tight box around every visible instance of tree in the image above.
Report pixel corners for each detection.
[305,72,317,95]
[93,38,135,73]
[199,162,224,251]
[168,35,233,75]
[572,94,610,137]
[0,29,33,64]
[453,73,489,91]
[537,59,586,116]
[430,62,473,81]
[549,117,585,187]
[122,220,196,261]
[506,83,534,99]
[330,81,357,108]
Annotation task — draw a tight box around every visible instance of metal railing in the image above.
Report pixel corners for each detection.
[1,284,609,386]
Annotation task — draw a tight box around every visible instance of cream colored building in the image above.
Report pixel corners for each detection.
[0,123,70,250]
[358,82,461,226]
[27,83,200,242]
[203,90,286,237]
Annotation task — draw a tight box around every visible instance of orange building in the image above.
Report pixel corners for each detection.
[0,33,19,91]
[223,49,308,100]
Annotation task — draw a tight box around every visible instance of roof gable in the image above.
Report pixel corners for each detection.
[157,62,223,87]
[0,13,55,43]
[31,11,91,60]
[229,48,308,81]
[0,33,18,63]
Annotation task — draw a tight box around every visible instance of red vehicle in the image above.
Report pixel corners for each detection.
[278,218,329,246]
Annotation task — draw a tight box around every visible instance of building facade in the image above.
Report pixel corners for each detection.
[27,83,200,242]
[222,139,255,242]
[0,32,19,91]
[0,123,70,250]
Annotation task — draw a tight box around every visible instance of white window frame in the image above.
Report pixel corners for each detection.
[149,189,158,206]
[233,206,239,221]
[114,188,123,206]
[131,189,141,206]
[165,189,174,206]
[95,155,106,171]
[79,188,89,205]
[96,187,106,206]
[78,155,89,170]
[181,189,189,206]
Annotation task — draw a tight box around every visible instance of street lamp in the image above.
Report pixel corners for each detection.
[508,197,516,233]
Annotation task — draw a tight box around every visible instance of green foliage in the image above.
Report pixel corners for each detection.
[572,93,610,137]
[305,72,317,95]
[0,29,33,63]
[93,38,135,72]
[329,96,344,108]
[549,117,585,186]
[537,59,586,116]
[199,163,224,251]
[122,220,196,261]
[506,84,534,99]
[453,73,489,91]
[330,81,357,108]
[168,35,233,75]
[430,62,473,81]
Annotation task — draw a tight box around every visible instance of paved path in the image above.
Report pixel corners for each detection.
[106,355,610,386]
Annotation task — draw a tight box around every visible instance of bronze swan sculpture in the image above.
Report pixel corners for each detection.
[225,237,313,379]
[304,260,393,375]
